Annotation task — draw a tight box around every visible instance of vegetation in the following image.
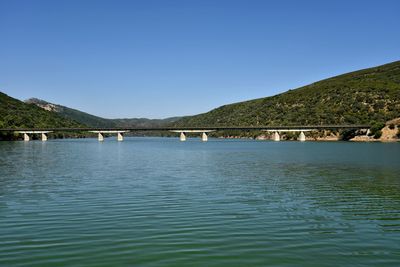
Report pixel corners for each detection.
[112,117,181,128]
[373,130,383,139]
[0,93,84,129]
[369,122,386,138]
[339,129,357,141]
[0,92,85,140]
[172,61,400,128]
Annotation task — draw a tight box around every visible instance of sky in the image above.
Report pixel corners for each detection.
[0,0,399,119]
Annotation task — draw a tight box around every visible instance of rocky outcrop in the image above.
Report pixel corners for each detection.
[380,118,400,142]
[350,117,400,142]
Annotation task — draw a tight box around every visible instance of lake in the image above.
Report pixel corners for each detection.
[0,138,399,266]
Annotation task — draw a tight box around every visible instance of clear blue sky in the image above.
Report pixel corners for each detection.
[0,0,399,119]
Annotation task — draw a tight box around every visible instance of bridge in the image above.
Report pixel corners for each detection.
[0,125,370,142]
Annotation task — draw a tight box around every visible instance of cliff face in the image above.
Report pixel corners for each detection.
[25,98,61,112]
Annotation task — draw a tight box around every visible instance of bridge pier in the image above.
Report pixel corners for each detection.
[180,132,186,141]
[273,132,280,141]
[98,132,104,142]
[117,132,124,141]
[41,133,48,141]
[202,132,208,142]
[298,131,306,142]
[16,131,52,141]
[263,129,314,141]
[170,130,215,142]
[90,130,129,141]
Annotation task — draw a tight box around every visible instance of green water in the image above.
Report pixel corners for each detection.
[0,138,399,266]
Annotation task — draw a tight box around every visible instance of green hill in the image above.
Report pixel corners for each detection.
[0,92,84,129]
[25,98,181,128]
[0,92,85,140]
[173,60,400,127]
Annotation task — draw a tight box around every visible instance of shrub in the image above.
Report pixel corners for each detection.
[374,130,382,139]
[285,132,298,140]
[340,129,357,141]
[369,122,385,136]
[388,123,395,130]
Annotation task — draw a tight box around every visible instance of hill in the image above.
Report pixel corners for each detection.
[0,92,85,140]
[173,61,400,127]
[26,98,117,128]
[112,117,182,128]
[0,92,84,129]
[25,98,181,128]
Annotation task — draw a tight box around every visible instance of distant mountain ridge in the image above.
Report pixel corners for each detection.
[25,98,181,128]
[173,60,400,127]
[25,98,117,127]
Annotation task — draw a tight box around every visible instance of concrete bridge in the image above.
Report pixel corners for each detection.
[1,125,370,142]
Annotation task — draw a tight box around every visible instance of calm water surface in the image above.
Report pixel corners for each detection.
[0,138,399,266]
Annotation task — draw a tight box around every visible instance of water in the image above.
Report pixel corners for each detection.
[0,138,399,266]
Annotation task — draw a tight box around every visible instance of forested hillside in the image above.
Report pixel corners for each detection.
[0,92,85,140]
[173,61,400,127]
[0,93,84,129]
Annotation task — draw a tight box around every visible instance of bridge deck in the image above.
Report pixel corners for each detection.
[0,125,370,132]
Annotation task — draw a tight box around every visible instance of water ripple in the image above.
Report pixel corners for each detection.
[0,139,399,266]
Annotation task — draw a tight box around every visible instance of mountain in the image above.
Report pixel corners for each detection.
[0,92,85,140]
[25,98,181,128]
[0,92,84,129]
[111,117,183,128]
[26,98,117,128]
[173,60,400,127]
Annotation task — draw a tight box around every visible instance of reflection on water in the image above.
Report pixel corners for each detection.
[0,138,399,266]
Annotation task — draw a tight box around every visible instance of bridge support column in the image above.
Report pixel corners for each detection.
[89,130,128,141]
[201,132,208,142]
[117,132,124,141]
[273,132,280,141]
[180,132,186,142]
[98,132,104,142]
[298,131,306,142]
[23,133,30,141]
[41,133,48,141]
